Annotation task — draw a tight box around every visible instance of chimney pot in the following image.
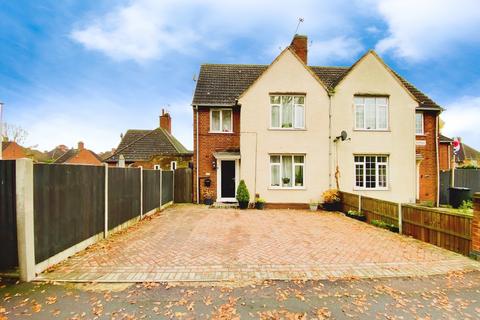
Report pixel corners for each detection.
[290,34,308,64]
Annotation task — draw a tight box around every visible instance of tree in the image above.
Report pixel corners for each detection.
[2,123,28,144]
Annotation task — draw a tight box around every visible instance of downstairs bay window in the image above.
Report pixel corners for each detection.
[270,155,304,188]
[354,155,388,190]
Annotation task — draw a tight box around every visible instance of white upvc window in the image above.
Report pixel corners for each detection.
[210,109,233,133]
[354,155,388,190]
[170,161,177,170]
[270,95,305,129]
[154,165,161,170]
[415,112,424,135]
[354,96,388,130]
[270,155,305,188]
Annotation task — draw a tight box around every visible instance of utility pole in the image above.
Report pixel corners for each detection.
[0,101,4,160]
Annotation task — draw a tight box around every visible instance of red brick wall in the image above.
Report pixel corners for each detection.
[2,142,27,160]
[193,106,240,203]
[64,149,102,165]
[416,111,439,203]
[472,194,480,259]
[438,142,452,171]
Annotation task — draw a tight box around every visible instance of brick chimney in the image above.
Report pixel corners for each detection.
[290,34,308,64]
[160,109,171,133]
[77,141,84,150]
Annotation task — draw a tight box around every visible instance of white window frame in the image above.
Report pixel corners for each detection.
[353,155,389,190]
[170,161,177,170]
[269,95,305,130]
[354,96,389,131]
[210,108,233,133]
[269,154,305,189]
[154,164,161,170]
[415,112,424,135]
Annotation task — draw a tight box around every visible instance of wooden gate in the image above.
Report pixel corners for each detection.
[0,160,18,269]
[174,168,193,203]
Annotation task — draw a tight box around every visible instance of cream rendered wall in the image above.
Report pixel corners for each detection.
[331,53,418,203]
[239,50,330,203]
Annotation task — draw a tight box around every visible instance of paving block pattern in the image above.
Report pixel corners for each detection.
[37,205,480,282]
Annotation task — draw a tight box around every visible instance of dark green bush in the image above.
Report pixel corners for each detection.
[236,180,250,202]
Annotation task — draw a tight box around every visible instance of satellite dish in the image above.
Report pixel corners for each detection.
[340,130,348,141]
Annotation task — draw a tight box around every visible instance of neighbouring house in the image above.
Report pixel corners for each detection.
[438,134,453,171]
[104,111,192,169]
[1,141,27,159]
[45,144,69,162]
[455,139,480,167]
[53,141,103,165]
[192,34,443,206]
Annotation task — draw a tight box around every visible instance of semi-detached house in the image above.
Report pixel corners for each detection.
[192,35,442,206]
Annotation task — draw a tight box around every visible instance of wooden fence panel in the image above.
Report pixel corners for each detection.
[361,196,399,227]
[402,204,472,255]
[108,167,141,230]
[174,168,192,203]
[143,169,160,214]
[34,164,105,263]
[439,168,480,204]
[0,160,18,269]
[339,192,359,213]
[162,170,174,204]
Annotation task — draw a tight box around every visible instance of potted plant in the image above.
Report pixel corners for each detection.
[236,180,250,209]
[309,199,318,211]
[203,189,213,206]
[345,210,366,222]
[321,189,341,211]
[282,177,291,187]
[295,172,303,187]
[255,198,266,210]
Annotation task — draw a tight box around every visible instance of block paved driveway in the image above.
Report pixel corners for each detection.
[38,204,480,282]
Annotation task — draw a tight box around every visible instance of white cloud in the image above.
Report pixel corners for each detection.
[441,96,480,150]
[375,0,480,61]
[71,0,358,62]
[309,36,364,65]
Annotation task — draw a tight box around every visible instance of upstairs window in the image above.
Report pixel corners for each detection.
[210,109,233,133]
[415,112,424,135]
[270,95,305,129]
[354,97,388,130]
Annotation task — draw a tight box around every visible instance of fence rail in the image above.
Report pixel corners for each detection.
[339,191,472,256]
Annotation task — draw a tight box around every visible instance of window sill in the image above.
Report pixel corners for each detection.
[208,131,234,134]
[268,186,306,190]
[353,129,390,132]
[353,187,389,191]
[268,128,306,131]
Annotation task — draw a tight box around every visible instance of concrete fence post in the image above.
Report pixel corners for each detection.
[15,158,36,281]
[172,168,175,203]
[358,194,362,213]
[104,164,109,238]
[471,193,480,260]
[140,167,143,219]
[398,203,403,234]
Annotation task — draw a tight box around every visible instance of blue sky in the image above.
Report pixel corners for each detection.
[1,0,479,152]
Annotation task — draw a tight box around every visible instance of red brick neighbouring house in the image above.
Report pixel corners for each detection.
[53,141,103,165]
[1,141,27,160]
[104,111,193,170]
[438,134,453,171]
[192,35,442,205]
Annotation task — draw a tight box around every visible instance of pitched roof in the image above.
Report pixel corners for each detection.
[460,143,480,162]
[105,128,192,162]
[439,134,454,143]
[53,148,103,164]
[192,58,442,111]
